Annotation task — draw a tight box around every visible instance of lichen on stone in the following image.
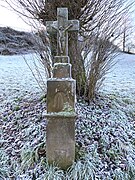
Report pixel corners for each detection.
[62,102,74,112]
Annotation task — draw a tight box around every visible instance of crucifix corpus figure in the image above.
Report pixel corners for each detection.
[52,24,73,55]
[46,8,79,56]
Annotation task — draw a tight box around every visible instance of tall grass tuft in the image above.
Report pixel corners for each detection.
[0,149,9,178]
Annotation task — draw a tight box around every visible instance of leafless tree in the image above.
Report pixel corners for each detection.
[121,16,134,52]
[3,0,134,101]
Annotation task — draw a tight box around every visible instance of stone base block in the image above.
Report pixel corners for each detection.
[46,115,75,170]
[53,63,71,78]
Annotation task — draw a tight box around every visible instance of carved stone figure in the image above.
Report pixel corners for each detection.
[52,24,73,55]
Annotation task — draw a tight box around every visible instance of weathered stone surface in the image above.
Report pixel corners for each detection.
[53,63,71,78]
[54,56,70,63]
[46,116,75,170]
[46,7,79,169]
[47,79,76,113]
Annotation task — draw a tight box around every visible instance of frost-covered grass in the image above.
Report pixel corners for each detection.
[0,149,9,178]
[0,52,135,179]
[0,93,135,179]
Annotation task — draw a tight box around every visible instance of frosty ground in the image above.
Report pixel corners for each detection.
[0,52,135,179]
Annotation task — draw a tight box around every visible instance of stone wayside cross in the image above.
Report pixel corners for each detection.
[46,8,79,170]
[46,8,79,57]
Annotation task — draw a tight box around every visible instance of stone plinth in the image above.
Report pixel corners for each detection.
[46,115,76,170]
[53,63,71,78]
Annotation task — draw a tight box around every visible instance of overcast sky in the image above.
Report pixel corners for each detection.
[0,1,32,31]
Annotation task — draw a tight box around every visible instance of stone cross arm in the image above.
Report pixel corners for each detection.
[46,20,79,33]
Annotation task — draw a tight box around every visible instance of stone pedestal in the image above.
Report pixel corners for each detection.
[46,56,76,169]
[46,115,75,169]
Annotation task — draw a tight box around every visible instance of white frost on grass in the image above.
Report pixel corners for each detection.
[1,51,135,113]
[0,54,46,109]
[1,52,135,101]
[101,52,135,98]
[0,52,135,179]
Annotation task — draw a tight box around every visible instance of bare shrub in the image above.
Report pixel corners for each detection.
[84,38,117,102]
